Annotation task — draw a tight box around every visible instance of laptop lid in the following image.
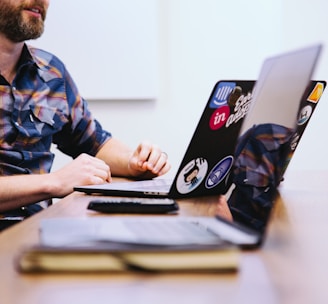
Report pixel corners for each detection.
[225,44,324,245]
[74,44,324,204]
[74,79,255,198]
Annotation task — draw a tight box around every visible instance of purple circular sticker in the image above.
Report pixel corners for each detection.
[205,156,233,189]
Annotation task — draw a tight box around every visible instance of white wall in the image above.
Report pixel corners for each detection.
[47,0,328,178]
[32,0,159,100]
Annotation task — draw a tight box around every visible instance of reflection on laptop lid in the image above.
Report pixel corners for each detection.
[52,44,324,249]
[240,43,323,134]
[74,44,324,203]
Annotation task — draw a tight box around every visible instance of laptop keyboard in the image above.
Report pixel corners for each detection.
[131,179,172,192]
[124,219,221,240]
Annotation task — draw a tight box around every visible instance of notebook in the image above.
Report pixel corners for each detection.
[74,44,324,200]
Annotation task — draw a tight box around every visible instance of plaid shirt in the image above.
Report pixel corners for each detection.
[0,44,111,176]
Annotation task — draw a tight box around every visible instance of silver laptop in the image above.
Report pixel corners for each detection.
[74,44,324,202]
[40,44,325,249]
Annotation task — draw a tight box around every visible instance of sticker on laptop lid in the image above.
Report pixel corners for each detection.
[210,82,236,108]
[226,90,252,127]
[176,158,208,194]
[209,105,230,130]
[297,105,312,125]
[205,155,234,189]
[290,132,300,151]
[307,82,325,103]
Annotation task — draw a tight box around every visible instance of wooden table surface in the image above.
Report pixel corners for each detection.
[1,170,327,304]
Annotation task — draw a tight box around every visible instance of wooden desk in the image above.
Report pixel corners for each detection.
[1,170,328,304]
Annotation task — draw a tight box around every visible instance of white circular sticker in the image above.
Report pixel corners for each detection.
[176,158,208,194]
[298,105,312,125]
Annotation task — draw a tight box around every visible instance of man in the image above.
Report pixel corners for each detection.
[0,0,170,215]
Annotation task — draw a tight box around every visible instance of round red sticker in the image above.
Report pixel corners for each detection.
[209,106,230,130]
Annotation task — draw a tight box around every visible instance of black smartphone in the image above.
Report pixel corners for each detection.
[87,198,179,214]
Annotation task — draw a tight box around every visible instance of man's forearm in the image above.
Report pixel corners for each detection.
[95,138,132,177]
[96,137,171,179]
[0,175,54,212]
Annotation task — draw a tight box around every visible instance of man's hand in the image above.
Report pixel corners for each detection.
[49,153,111,197]
[0,153,111,211]
[128,141,171,179]
[215,195,233,222]
[95,138,171,179]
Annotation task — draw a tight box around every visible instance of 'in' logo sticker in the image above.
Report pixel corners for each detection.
[209,105,230,130]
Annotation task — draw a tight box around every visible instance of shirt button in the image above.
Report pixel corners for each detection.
[15,122,19,127]
[12,86,16,91]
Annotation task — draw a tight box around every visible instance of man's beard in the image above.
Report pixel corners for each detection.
[0,1,47,43]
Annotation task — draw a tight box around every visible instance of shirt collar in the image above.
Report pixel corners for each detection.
[23,43,49,71]
[23,43,61,82]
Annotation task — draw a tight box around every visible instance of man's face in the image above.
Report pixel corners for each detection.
[0,0,49,43]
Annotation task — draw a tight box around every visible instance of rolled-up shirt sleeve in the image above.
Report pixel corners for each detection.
[53,68,112,158]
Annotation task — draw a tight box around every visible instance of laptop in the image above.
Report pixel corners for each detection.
[43,44,325,249]
[75,79,256,198]
[74,44,324,202]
